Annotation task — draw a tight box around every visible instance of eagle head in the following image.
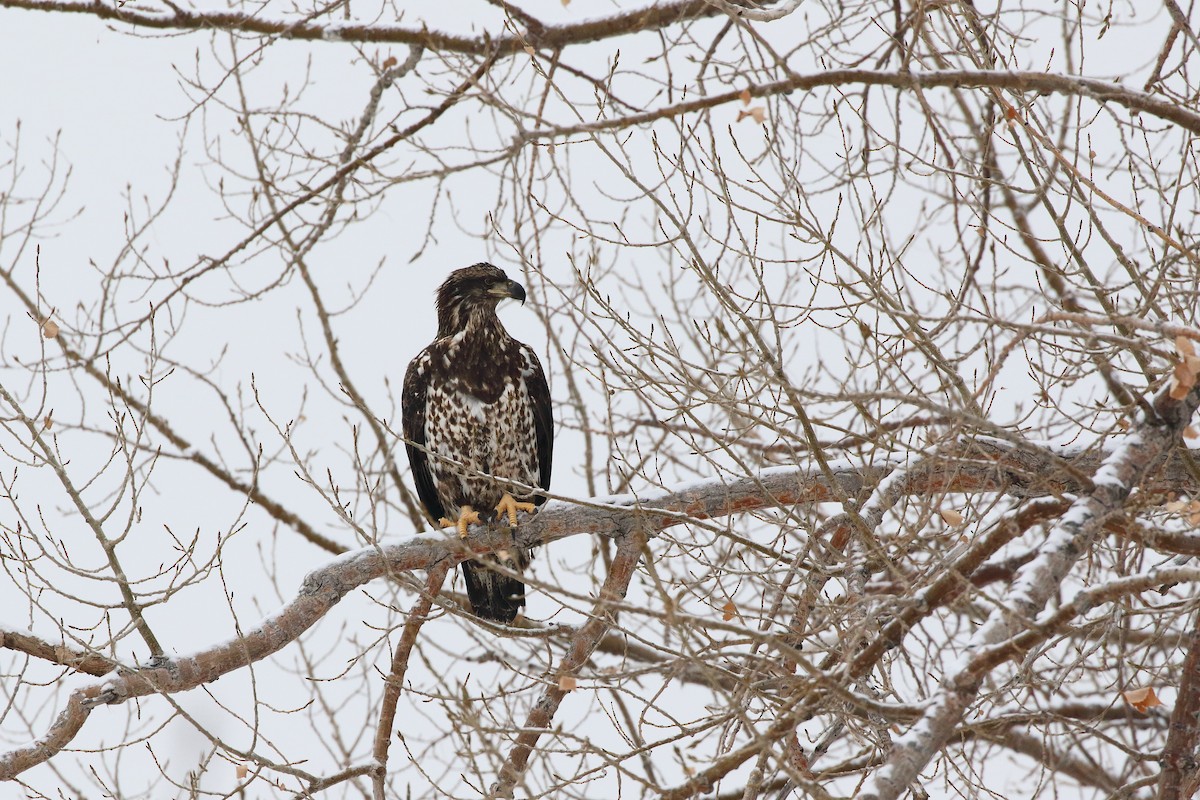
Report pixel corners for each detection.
[435,263,527,336]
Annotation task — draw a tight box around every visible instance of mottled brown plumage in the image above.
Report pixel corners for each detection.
[401,263,553,622]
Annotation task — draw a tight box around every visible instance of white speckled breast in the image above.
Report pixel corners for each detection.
[422,347,542,517]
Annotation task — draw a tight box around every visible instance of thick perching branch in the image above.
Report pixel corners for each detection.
[0,460,862,781]
[2,437,1197,782]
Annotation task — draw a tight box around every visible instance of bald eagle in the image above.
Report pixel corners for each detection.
[401,263,553,622]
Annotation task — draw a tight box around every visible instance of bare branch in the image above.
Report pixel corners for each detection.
[862,378,1200,800]
[491,529,647,798]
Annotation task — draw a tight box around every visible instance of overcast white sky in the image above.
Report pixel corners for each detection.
[0,2,1188,797]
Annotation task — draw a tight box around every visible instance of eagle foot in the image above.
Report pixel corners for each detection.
[494,493,536,526]
[439,506,481,538]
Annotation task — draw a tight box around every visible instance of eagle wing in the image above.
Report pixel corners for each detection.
[522,344,554,501]
[401,349,445,523]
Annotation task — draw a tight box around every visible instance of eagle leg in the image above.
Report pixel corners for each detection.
[494,492,537,526]
[438,505,481,538]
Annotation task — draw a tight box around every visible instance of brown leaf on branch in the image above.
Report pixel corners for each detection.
[940,508,965,526]
[1170,335,1200,399]
[1122,686,1163,713]
[1166,498,1200,524]
[1171,361,1198,400]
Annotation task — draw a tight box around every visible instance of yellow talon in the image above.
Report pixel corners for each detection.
[439,506,480,538]
[494,492,536,526]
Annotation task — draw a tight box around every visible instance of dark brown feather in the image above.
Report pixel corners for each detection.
[401,263,553,622]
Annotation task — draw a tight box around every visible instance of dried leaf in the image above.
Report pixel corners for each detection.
[738,87,751,105]
[236,763,249,779]
[1171,367,1190,400]
[722,599,737,621]
[42,320,59,339]
[1116,417,1131,431]
[43,414,52,431]
[1177,361,1197,385]
[1166,499,1190,513]
[1186,425,1199,440]
[523,45,536,56]
[940,509,964,526]
[382,55,397,69]
[1122,686,1162,713]
[558,675,577,691]
[1172,353,1200,401]
[1177,335,1196,359]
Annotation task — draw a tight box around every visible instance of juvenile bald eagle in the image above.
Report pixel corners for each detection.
[401,263,553,622]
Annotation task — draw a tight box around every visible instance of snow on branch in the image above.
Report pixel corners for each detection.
[1,437,1197,781]
[860,380,1200,800]
[0,459,864,780]
[0,0,731,51]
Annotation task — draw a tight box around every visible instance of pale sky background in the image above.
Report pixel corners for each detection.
[0,7,692,796]
[0,2,1185,797]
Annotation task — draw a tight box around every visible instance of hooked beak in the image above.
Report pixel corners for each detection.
[490,279,527,305]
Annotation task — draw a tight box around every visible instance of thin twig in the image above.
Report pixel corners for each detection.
[371,562,449,798]
[490,529,647,799]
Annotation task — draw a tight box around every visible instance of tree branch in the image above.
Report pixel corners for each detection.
[0,0,729,52]
[861,379,1200,800]
[371,562,449,798]
[519,69,1200,139]
[490,529,646,799]
[0,627,113,677]
[1159,608,1200,800]
[1,437,1196,781]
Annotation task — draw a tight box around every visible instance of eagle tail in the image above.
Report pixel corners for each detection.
[460,556,527,623]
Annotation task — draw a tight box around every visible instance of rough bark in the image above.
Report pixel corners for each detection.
[861,381,1200,800]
